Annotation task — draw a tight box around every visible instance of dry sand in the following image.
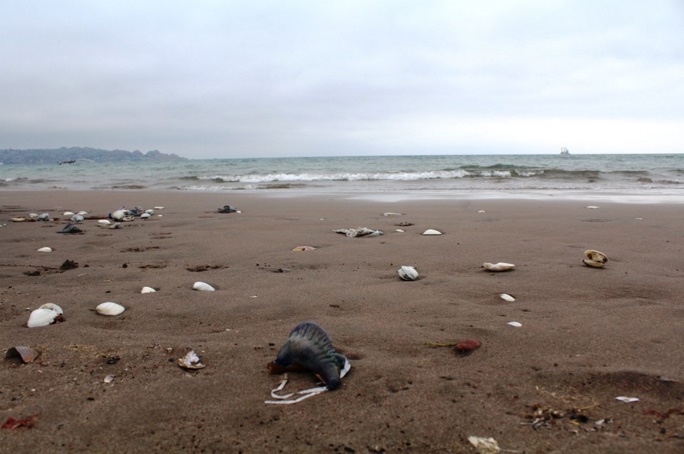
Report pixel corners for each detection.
[1,190,683,453]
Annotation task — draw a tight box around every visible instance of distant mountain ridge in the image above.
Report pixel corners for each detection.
[0,147,186,165]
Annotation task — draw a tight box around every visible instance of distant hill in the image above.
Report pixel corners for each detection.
[0,147,187,165]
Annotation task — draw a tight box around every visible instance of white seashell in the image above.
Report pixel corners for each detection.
[104,374,115,384]
[193,281,215,292]
[482,262,515,271]
[500,293,515,302]
[144,209,154,214]
[468,436,500,454]
[98,219,111,225]
[397,265,419,281]
[140,212,151,219]
[39,303,63,315]
[96,302,125,316]
[395,229,405,233]
[37,247,53,252]
[507,321,522,328]
[383,212,403,216]
[586,205,599,209]
[616,396,639,403]
[111,210,125,221]
[141,286,156,293]
[27,307,62,328]
[178,350,205,369]
[422,229,442,235]
[154,206,164,210]
[77,211,88,216]
[29,213,38,218]
[583,250,608,268]
[478,210,486,213]
[63,211,75,216]
[71,214,84,223]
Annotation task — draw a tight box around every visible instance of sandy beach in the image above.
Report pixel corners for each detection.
[1,190,682,453]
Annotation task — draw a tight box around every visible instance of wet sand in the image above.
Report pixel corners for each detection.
[1,190,683,453]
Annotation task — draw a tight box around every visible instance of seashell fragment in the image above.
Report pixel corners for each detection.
[63,211,75,216]
[37,247,53,252]
[98,219,111,225]
[5,346,41,363]
[96,302,125,316]
[192,281,215,291]
[615,396,639,403]
[583,250,608,268]
[507,321,522,328]
[397,265,419,281]
[104,374,115,384]
[292,245,317,252]
[468,436,501,454]
[178,350,205,370]
[27,304,64,328]
[499,293,515,302]
[422,229,442,235]
[154,206,164,210]
[482,262,515,272]
[269,321,349,390]
[77,211,88,216]
[141,286,156,293]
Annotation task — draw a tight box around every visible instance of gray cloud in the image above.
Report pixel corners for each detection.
[1,1,682,157]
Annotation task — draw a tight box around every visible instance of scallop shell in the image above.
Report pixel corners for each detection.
[37,247,53,252]
[482,262,515,272]
[27,305,64,328]
[178,350,205,370]
[141,286,157,294]
[500,293,515,302]
[583,250,608,268]
[269,321,348,390]
[96,302,126,316]
[422,229,442,235]
[397,265,419,281]
[192,281,215,291]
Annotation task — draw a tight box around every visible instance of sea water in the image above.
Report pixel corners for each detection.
[1,154,683,202]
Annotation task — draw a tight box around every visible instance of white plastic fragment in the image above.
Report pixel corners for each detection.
[507,321,522,328]
[500,293,515,302]
[467,435,501,454]
[616,396,639,403]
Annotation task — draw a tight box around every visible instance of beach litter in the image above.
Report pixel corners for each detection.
[482,262,515,272]
[5,346,40,363]
[178,350,205,370]
[334,227,383,237]
[467,435,501,454]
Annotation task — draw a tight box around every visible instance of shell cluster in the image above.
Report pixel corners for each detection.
[27,303,64,328]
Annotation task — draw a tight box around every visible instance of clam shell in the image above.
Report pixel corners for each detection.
[583,250,608,268]
[397,265,419,281]
[110,210,125,221]
[193,281,215,291]
[63,211,75,216]
[96,302,125,316]
[178,350,205,370]
[27,307,63,328]
[98,219,111,225]
[5,346,41,363]
[141,286,157,293]
[422,229,442,235]
[154,206,164,210]
[507,321,522,327]
[39,303,63,314]
[500,293,515,302]
[482,262,515,271]
[37,247,53,252]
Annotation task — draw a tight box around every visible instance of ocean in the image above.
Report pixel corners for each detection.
[1,154,683,202]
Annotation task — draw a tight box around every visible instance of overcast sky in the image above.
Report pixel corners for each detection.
[1,1,682,158]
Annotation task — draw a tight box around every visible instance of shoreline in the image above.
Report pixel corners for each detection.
[1,190,682,452]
